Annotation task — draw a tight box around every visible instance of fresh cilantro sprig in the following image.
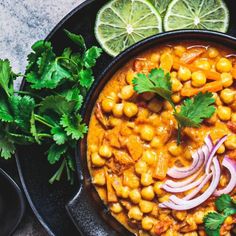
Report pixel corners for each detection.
[132,69,216,144]
[204,194,236,236]
[0,30,102,184]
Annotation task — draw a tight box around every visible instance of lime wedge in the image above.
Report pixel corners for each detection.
[149,0,172,18]
[95,0,162,57]
[164,0,229,33]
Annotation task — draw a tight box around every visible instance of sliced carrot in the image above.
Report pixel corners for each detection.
[105,170,118,202]
[153,152,168,180]
[173,59,221,81]
[231,68,236,79]
[181,80,223,97]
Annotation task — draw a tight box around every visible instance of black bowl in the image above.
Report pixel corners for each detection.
[0,168,25,236]
[66,30,236,236]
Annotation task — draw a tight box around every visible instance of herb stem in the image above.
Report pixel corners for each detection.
[15,91,43,100]
[34,114,54,128]
[56,56,78,67]
[49,158,66,184]
[37,133,52,138]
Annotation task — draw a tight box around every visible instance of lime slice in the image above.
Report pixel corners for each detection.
[95,0,162,57]
[149,0,172,18]
[164,0,229,33]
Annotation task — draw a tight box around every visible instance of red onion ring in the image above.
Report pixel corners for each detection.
[214,156,236,196]
[159,157,221,210]
[205,135,227,174]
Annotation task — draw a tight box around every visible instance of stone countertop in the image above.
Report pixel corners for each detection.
[0,0,85,235]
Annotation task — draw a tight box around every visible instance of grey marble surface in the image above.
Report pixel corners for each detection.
[0,0,85,235]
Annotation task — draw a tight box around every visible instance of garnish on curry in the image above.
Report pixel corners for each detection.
[87,41,236,235]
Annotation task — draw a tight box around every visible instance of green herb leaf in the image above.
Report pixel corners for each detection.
[83,46,103,68]
[0,59,14,97]
[174,92,216,127]
[51,126,67,145]
[0,134,15,160]
[204,212,226,230]
[39,95,75,115]
[9,95,35,132]
[0,93,13,122]
[64,29,86,51]
[133,68,172,104]
[60,114,88,140]
[79,68,94,89]
[216,194,233,212]
[47,143,67,164]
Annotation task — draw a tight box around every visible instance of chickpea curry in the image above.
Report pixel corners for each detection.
[87,41,236,236]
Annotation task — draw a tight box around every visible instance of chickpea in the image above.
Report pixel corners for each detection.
[120,85,134,100]
[129,189,141,204]
[126,70,134,84]
[217,144,225,154]
[212,92,223,106]
[150,136,162,148]
[195,58,211,70]
[198,230,207,236]
[171,71,177,78]
[147,98,163,113]
[171,93,181,104]
[91,153,105,167]
[142,92,155,101]
[142,150,157,165]
[172,210,187,221]
[121,186,130,198]
[109,117,121,127]
[110,203,122,214]
[112,103,123,117]
[225,134,236,150]
[141,216,154,230]
[141,186,155,200]
[158,194,170,203]
[139,200,154,213]
[154,182,164,196]
[101,98,115,113]
[205,112,217,125]
[184,233,198,236]
[221,72,233,87]
[135,160,148,175]
[90,144,98,152]
[140,125,155,141]
[216,58,232,72]
[141,173,153,186]
[208,47,219,58]
[125,174,140,189]
[220,175,228,187]
[191,71,206,87]
[107,91,119,103]
[220,89,235,104]
[217,105,232,121]
[168,142,183,156]
[164,100,173,111]
[99,145,112,158]
[128,206,143,221]
[123,102,138,118]
[93,171,106,186]
[225,216,233,225]
[150,53,160,64]
[171,77,183,92]
[193,211,205,224]
[231,113,236,122]
[174,45,186,57]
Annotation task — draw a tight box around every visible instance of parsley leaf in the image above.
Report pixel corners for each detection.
[133,68,172,104]
[64,29,86,51]
[216,194,233,212]
[51,126,67,145]
[204,212,225,230]
[174,92,216,128]
[79,69,94,89]
[0,59,14,96]
[60,114,88,140]
[83,46,103,68]
[0,93,13,122]
[47,143,67,164]
[0,131,15,160]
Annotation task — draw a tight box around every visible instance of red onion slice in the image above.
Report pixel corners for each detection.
[214,156,236,196]
[204,134,214,151]
[162,174,206,193]
[205,135,227,174]
[159,157,221,210]
[167,147,205,179]
[164,169,202,188]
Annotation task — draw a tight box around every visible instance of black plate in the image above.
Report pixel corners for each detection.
[15,0,236,235]
[0,168,25,236]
